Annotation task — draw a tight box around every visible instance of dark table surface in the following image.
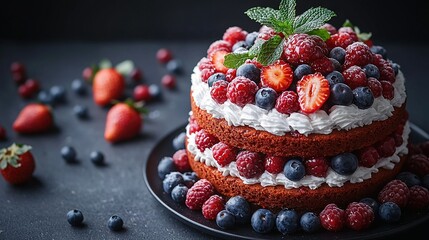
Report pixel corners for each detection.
[0,41,428,240]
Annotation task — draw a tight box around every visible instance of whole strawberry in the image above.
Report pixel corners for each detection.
[13,103,54,134]
[104,100,143,143]
[93,68,125,107]
[0,143,35,184]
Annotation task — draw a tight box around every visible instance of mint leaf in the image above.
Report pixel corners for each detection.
[248,38,265,56]
[343,19,354,28]
[293,7,336,34]
[306,28,331,41]
[224,52,251,69]
[358,32,372,41]
[245,7,280,28]
[115,60,135,76]
[257,35,285,66]
[279,0,296,22]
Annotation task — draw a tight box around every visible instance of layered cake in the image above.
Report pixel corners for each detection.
[185,2,408,212]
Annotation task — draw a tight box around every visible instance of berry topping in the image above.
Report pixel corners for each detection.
[370,46,387,59]
[207,40,232,56]
[405,154,429,177]
[172,149,191,172]
[67,209,84,227]
[352,87,374,109]
[376,136,396,158]
[284,33,325,65]
[207,73,227,87]
[211,142,237,167]
[202,195,225,220]
[275,91,300,114]
[236,63,261,84]
[251,209,275,234]
[225,68,237,82]
[264,155,286,174]
[373,54,396,83]
[321,23,337,35]
[222,26,247,45]
[326,32,355,50]
[407,185,429,209]
[304,157,329,177]
[210,80,229,104]
[296,73,330,113]
[226,76,259,107]
[260,60,293,92]
[378,179,410,208]
[380,80,394,100]
[245,31,259,46]
[338,27,358,41]
[185,179,215,210]
[319,203,345,231]
[326,71,345,86]
[276,209,300,234]
[342,65,367,90]
[211,50,230,73]
[300,212,321,233]
[284,158,306,181]
[329,47,346,64]
[367,77,382,98]
[345,202,374,231]
[107,215,124,231]
[330,152,358,175]
[225,195,251,224]
[255,87,278,110]
[293,64,313,81]
[310,57,334,75]
[356,146,380,168]
[236,150,264,179]
[188,115,201,134]
[194,129,219,152]
[363,64,380,79]
[329,83,353,106]
[378,202,401,223]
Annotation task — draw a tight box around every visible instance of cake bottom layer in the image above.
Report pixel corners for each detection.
[186,148,407,212]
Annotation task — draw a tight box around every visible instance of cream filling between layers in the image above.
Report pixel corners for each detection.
[186,121,410,190]
[191,66,407,136]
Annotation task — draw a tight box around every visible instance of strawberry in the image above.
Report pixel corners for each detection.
[210,50,229,73]
[93,68,125,107]
[104,100,143,143]
[260,60,293,93]
[297,73,330,113]
[13,103,54,134]
[0,143,35,184]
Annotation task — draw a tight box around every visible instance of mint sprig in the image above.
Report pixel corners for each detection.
[342,19,372,41]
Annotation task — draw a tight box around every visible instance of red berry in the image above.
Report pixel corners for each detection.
[261,60,293,92]
[264,155,286,174]
[326,32,355,50]
[131,68,143,82]
[133,84,151,101]
[245,59,263,69]
[200,68,216,83]
[185,179,215,210]
[258,26,278,40]
[407,185,429,209]
[12,72,26,85]
[156,48,173,64]
[319,203,346,231]
[296,72,330,113]
[198,57,215,70]
[372,54,396,83]
[275,91,300,114]
[343,42,373,69]
[202,195,225,220]
[338,27,358,41]
[310,35,329,56]
[405,154,429,177]
[304,157,329,177]
[378,179,410,208]
[236,150,264,179]
[342,66,367,90]
[284,33,325,65]
[310,57,334,75]
[211,142,237,167]
[188,115,201,134]
[25,79,40,94]
[226,76,258,107]
[380,80,394,100]
[356,146,380,168]
[207,40,232,56]
[82,67,93,81]
[194,129,219,152]
[18,84,33,99]
[0,126,6,140]
[172,149,191,172]
[364,39,373,47]
[367,77,382,98]
[161,74,176,89]
[211,50,230,74]
[376,136,396,158]
[11,61,26,74]
[321,23,337,35]
[225,68,237,82]
[222,26,247,45]
[345,202,374,231]
[210,80,229,104]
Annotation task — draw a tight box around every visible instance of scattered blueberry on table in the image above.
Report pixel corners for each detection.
[67,209,84,227]
[107,215,124,231]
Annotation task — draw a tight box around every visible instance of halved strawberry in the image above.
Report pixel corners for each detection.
[297,72,330,113]
[260,60,293,93]
[210,50,229,73]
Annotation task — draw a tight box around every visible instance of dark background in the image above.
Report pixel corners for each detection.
[1,0,428,44]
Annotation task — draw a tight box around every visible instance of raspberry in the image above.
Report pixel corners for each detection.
[405,154,429,177]
[156,48,173,64]
[201,68,216,83]
[172,149,191,172]
[380,80,394,100]
[185,179,215,210]
[319,203,346,231]
[133,84,151,101]
[236,150,264,178]
[345,202,374,231]
[378,179,410,208]
[326,32,355,50]
[194,129,219,152]
[407,185,429,210]
[258,26,282,40]
[226,76,259,107]
[304,157,329,177]
[367,77,382,98]
[310,35,329,55]
[275,91,300,114]
[264,155,286,174]
[376,136,396,158]
[223,26,247,45]
[211,142,237,167]
[356,146,380,168]
[343,42,373,69]
[225,68,237,82]
[188,115,201,134]
[373,54,396,83]
[198,57,215,71]
[310,57,334,75]
[207,40,232,56]
[210,80,229,104]
[338,27,359,41]
[342,66,367,90]
[284,33,325,65]
[245,59,263,69]
[321,23,337,35]
[202,195,225,220]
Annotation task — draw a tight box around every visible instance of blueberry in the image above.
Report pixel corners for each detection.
[353,87,374,109]
[276,209,299,234]
[73,105,88,119]
[255,87,277,110]
[225,196,251,224]
[172,132,186,150]
[236,63,261,84]
[330,83,353,106]
[90,150,105,166]
[245,31,259,47]
[391,62,400,76]
[294,64,312,81]
[157,156,177,179]
[330,152,358,175]
[37,90,54,105]
[370,45,387,59]
[379,202,401,223]
[329,47,346,64]
[216,210,236,229]
[251,209,275,233]
[67,209,84,226]
[363,64,380,79]
[326,71,345,87]
[395,171,421,187]
[207,73,226,87]
[284,159,305,181]
[149,84,162,100]
[162,172,184,194]
[166,59,182,74]
[71,79,86,95]
[171,183,188,204]
[360,197,380,215]
[300,212,321,233]
[182,171,199,188]
[61,146,77,163]
[329,58,342,71]
[50,85,67,103]
[232,41,248,52]
[107,215,124,231]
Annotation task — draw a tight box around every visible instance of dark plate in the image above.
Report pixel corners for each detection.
[144,122,429,240]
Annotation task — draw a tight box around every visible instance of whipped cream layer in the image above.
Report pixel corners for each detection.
[186,121,410,189]
[191,66,407,136]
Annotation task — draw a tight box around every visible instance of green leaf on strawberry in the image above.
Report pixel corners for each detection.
[0,143,32,169]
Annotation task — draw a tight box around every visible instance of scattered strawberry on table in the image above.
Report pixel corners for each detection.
[0,143,35,184]
[92,68,125,107]
[13,103,54,134]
